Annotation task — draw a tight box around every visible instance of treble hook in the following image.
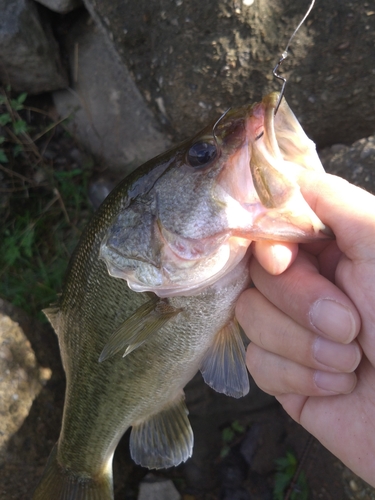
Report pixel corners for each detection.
[273,0,316,114]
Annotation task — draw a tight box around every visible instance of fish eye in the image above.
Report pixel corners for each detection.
[187,141,218,168]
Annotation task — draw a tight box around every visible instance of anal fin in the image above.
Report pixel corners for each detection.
[200,318,250,398]
[99,299,181,362]
[130,395,193,469]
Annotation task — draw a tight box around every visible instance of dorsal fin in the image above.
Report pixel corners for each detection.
[200,319,249,398]
[99,299,181,362]
[42,307,60,335]
[130,394,193,469]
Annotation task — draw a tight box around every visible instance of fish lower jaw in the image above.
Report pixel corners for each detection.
[103,240,250,298]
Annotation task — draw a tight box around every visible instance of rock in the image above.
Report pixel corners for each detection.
[319,135,375,194]
[0,0,68,93]
[88,173,119,209]
[0,300,50,464]
[0,299,64,500]
[82,0,375,148]
[137,473,181,500]
[34,0,82,14]
[182,373,275,492]
[53,12,171,175]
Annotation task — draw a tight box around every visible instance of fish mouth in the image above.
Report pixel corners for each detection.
[217,92,333,242]
[100,221,250,298]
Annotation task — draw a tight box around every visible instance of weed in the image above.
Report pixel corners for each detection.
[220,420,246,458]
[273,451,309,500]
[0,90,28,162]
[0,87,93,320]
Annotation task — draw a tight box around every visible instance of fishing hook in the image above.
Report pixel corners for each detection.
[212,107,231,148]
[273,0,316,114]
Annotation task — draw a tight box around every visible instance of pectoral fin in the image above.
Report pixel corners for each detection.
[99,299,181,362]
[200,319,249,398]
[130,395,193,469]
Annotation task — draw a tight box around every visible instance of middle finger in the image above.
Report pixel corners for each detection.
[237,287,361,373]
[249,250,360,344]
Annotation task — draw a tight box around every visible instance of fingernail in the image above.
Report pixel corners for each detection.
[310,299,356,342]
[313,337,361,372]
[314,371,356,394]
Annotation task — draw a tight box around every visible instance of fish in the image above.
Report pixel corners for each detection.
[33,92,330,500]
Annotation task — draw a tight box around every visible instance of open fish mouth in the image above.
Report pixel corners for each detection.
[215,92,333,242]
[100,93,332,297]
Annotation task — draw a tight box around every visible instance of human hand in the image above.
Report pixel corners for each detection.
[236,173,375,487]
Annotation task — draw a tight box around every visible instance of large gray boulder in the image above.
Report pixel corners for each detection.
[0,0,68,93]
[320,135,375,193]
[34,0,82,14]
[53,13,171,174]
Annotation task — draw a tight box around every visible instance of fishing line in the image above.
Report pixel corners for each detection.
[212,107,231,147]
[273,0,316,114]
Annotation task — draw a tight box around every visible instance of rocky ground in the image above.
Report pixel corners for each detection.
[1,0,375,499]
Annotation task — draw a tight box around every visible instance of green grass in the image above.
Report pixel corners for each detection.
[0,87,93,321]
[273,451,309,500]
[220,420,246,458]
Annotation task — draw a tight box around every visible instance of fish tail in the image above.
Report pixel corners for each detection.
[33,444,114,500]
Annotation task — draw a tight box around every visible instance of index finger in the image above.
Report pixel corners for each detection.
[247,249,361,344]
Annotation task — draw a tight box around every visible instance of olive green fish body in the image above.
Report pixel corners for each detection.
[33,93,330,500]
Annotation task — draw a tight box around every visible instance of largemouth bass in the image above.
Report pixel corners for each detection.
[33,93,330,500]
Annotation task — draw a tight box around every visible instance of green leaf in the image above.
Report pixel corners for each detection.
[16,92,27,105]
[0,149,8,163]
[0,113,11,126]
[290,472,309,500]
[11,100,21,111]
[231,420,245,433]
[220,445,230,459]
[275,451,297,471]
[54,168,82,180]
[273,472,292,500]
[13,119,28,135]
[10,93,27,111]
[4,237,20,266]
[20,227,35,258]
[273,451,309,500]
[13,144,23,157]
[222,427,235,444]
[0,135,6,144]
